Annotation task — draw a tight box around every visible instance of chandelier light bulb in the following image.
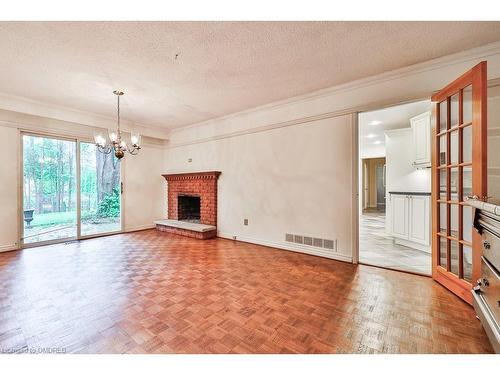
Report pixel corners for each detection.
[109,131,118,142]
[131,133,140,146]
[94,90,141,159]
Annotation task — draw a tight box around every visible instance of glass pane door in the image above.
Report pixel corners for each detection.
[436,87,474,280]
[80,142,121,236]
[22,134,77,244]
[431,61,487,305]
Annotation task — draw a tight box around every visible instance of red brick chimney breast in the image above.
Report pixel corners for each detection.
[162,171,221,226]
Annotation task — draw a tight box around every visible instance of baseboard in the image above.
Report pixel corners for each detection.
[125,224,156,233]
[217,232,353,263]
[0,244,19,253]
[394,238,431,254]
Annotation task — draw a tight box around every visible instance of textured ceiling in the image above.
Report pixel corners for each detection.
[1,21,500,130]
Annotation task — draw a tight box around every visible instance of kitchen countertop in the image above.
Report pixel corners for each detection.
[389,191,431,196]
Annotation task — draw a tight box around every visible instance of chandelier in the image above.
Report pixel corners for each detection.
[94,90,141,160]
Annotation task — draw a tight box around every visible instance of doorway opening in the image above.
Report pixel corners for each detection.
[358,100,432,275]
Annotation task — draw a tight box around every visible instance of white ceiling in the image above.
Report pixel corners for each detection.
[359,100,431,157]
[0,21,500,130]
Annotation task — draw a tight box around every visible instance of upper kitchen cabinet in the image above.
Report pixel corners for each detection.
[411,111,431,167]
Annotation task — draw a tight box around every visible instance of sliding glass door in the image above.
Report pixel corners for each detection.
[22,135,77,244]
[22,134,121,246]
[80,142,121,236]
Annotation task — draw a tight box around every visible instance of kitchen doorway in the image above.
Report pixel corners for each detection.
[357,100,432,275]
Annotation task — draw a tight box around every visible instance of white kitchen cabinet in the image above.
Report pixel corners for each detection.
[408,195,430,246]
[390,193,431,252]
[411,112,431,167]
[391,194,409,239]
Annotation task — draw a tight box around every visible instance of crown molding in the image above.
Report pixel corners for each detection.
[171,41,500,135]
[0,91,171,140]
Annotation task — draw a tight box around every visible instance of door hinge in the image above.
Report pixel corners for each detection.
[121,182,124,194]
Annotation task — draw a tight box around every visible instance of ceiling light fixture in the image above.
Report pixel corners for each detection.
[365,133,377,139]
[369,120,382,126]
[373,140,382,145]
[94,90,141,160]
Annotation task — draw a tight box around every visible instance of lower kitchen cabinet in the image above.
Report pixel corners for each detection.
[390,193,431,252]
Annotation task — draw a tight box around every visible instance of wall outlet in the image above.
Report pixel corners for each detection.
[244,219,248,226]
[232,236,237,240]
[187,158,192,163]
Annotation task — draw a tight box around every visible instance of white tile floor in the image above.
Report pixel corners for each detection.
[359,210,432,275]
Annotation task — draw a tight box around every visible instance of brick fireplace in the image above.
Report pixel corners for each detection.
[157,171,221,239]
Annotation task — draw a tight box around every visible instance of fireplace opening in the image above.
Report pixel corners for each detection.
[178,195,201,223]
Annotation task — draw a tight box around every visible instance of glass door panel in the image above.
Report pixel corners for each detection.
[431,62,486,305]
[22,135,77,244]
[80,142,121,236]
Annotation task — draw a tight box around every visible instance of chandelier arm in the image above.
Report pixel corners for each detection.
[127,148,139,155]
[95,91,140,159]
[96,144,113,154]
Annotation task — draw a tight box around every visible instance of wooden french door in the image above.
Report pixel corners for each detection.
[431,61,487,305]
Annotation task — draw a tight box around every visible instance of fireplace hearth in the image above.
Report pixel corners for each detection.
[178,195,201,223]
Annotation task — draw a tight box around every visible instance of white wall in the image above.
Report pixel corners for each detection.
[0,109,165,251]
[488,86,500,198]
[164,45,500,262]
[164,115,356,262]
[385,129,432,193]
[123,143,166,232]
[3,43,500,261]
[359,144,385,159]
[0,126,19,251]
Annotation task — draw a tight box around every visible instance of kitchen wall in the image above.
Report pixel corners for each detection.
[384,128,432,233]
[0,109,166,252]
[385,128,431,194]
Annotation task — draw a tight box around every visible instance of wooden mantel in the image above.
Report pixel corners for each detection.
[162,171,221,181]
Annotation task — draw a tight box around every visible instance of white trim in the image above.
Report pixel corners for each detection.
[217,232,353,263]
[0,119,168,147]
[170,41,500,134]
[125,224,156,232]
[1,42,500,142]
[351,113,359,264]
[394,238,431,254]
[0,244,19,253]
[167,108,360,149]
[0,92,170,139]
[384,127,413,135]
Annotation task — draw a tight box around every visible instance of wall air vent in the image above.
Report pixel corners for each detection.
[313,238,323,247]
[293,235,303,244]
[323,239,334,250]
[285,233,337,251]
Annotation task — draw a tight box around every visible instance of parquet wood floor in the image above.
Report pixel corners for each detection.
[0,230,493,354]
